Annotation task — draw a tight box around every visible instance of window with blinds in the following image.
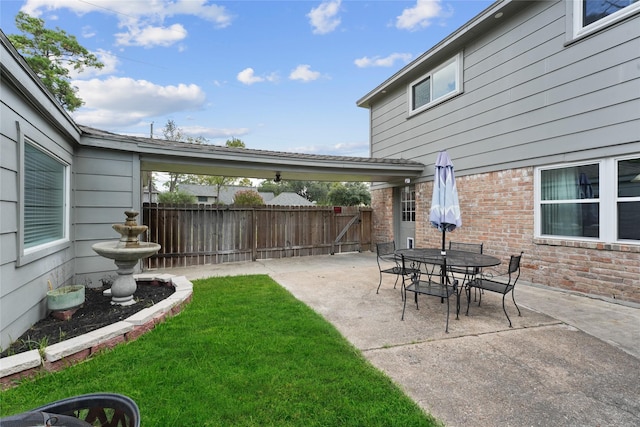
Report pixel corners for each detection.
[24,142,66,248]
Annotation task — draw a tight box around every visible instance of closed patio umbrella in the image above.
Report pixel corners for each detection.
[429,151,462,253]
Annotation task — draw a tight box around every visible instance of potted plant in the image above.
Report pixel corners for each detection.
[47,280,85,311]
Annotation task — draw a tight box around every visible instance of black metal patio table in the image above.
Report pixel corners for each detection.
[396,248,501,271]
[395,248,501,327]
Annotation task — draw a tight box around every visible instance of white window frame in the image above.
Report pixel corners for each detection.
[535,156,639,244]
[18,137,71,266]
[407,53,463,116]
[570,0,640,40]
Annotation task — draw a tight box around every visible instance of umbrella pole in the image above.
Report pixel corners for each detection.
[441,228,447,286]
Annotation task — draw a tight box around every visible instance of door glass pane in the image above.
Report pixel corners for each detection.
[401,186,415,222]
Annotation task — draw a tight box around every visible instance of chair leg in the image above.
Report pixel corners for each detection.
[376,272,383,294]
[511,289,521,317]
[501,294,513,327]
[445,295,450,333]
[465,285,472,316]
[401,290,409,320]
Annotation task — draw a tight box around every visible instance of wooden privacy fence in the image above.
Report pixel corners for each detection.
[142,203,372,269]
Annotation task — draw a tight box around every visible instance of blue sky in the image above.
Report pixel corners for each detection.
[1,0,494,157]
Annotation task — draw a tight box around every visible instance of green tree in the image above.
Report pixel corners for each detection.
[157,189,196,204]
[287,181,331,205]
[328,182,371,206]
[233,190,264,206]
[258,180,287,196]
[161,120,206,192]
[8,11,104,111]
[163,134,251,203]
[259,180,362,206]
[209,137,248,201]
[225,137,245,148]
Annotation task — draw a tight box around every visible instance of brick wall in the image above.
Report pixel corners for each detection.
[372,167,640,304]
[371,186,394,244]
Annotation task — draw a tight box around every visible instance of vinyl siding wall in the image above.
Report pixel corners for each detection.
[0,75,77,350]
[73,147,141,288]
[370,0,639,176]
[368,0,640,303]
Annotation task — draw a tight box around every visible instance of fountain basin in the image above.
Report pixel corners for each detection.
[92,241,161,261]
[92,241,160,306]
[91,210,161,306]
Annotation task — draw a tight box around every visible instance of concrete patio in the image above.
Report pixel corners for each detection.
[161,251,640,427]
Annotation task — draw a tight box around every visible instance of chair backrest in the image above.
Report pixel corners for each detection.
[507,252,524,285]
[376,241,396,258]
[449,241,483,254]
[508,252,523,274]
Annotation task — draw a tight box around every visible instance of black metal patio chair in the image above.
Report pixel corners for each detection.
[465,252,524,327]
[401,254,458,333]
[0,393,140,427]
[376,241,419,296]
[449,241,484,298]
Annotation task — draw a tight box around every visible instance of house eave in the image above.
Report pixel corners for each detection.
[356,0,528,108]
[79,125,425,183]
[0,31,81,142]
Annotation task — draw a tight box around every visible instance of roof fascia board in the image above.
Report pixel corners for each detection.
[79,129,424,171]
[79,129,424,182]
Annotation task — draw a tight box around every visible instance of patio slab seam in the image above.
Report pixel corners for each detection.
[0,274,193,389]
[358,320,567,354]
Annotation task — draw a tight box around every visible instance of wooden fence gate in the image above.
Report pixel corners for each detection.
[142,203,372,269]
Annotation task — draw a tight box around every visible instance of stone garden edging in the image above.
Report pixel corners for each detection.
[0,274,193,389]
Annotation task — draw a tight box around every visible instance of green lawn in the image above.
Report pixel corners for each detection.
[1,275,441,426]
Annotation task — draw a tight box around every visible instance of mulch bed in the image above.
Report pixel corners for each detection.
[1,284,175,358]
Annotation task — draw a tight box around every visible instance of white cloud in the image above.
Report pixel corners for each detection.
[68,49,119,79]
[182,125,250,140]
[289,65,321,82]
[71,77,206,127]
[115,23,187,48]
[307,0,342,35]
[237,68,278,85]
[396,0,443,31]
[22,0,233,48]
[295,141,369,157]
[81,25,96,38]
[354,53,413,68]
[237,68,264,85]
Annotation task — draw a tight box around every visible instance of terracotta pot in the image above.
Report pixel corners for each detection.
[47,285,85,311]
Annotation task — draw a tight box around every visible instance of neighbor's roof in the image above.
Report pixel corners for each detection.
[265,192,315,206]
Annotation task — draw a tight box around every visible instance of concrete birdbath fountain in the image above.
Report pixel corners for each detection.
[92,210,161,306]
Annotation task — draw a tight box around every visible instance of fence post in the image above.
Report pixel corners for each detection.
[251,207,257,261]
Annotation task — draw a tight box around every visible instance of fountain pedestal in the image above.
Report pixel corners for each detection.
[92,211,161,306]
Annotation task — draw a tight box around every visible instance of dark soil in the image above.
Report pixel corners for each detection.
[1,284,175,358]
